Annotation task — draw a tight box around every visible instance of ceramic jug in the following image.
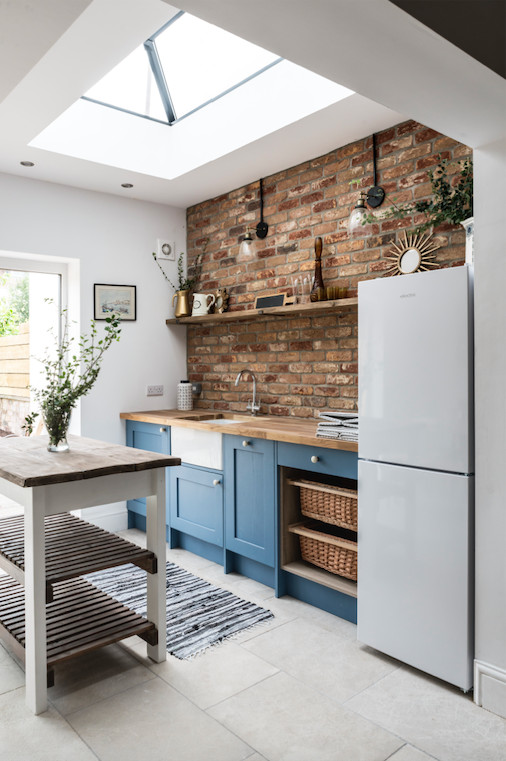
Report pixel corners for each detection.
[172,289,191,318]
[192,293,216,316]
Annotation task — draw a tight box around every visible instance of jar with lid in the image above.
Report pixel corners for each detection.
[177,380,193,411]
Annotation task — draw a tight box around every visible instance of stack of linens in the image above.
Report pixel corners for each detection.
[316,411,358,442]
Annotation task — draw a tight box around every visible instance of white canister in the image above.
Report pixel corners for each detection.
[177,380,193,411]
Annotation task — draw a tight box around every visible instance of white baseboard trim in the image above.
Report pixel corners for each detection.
[74,502,128,533]
[474,659,506,711]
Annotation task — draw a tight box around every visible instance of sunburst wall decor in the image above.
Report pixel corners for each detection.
[384,231,441,276]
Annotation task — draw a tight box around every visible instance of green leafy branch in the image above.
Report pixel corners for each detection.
[152,238,209,291]
[357,156,473,233]
[23,307,121,442]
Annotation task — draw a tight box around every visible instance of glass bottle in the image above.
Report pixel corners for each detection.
[310,236,325,301]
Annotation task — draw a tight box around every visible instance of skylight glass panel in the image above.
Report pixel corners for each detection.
[155,14,279,119]
[85,46,166,122]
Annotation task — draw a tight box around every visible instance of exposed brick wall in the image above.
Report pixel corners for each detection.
[186,120,472,417]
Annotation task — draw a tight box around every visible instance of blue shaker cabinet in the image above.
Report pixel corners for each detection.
[223,435,276,586]
[125,420,170,526]
[169,464,223,547]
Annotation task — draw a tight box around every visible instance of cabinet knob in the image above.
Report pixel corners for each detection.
[213,479,221,486]
[159,427,167,433]
[242,440,250,447]
[311,455,319,463]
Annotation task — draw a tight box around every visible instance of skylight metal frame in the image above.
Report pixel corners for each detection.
[81,11,283,127]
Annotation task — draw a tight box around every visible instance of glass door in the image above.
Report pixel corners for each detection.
[0,268,61,436]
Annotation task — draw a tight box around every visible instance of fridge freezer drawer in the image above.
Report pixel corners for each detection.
[357,459,474,690]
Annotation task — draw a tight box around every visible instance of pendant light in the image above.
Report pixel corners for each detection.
[238,178,269,260]
[348,133,385,235]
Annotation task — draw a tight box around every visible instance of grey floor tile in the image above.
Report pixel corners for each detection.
[242,617,399,703]
[388,745,441,761]
[346,665,506,761]
[49,643,156,716]
[261,594,357,639]
[208,671,403,761]
[66,674,253,761]
[0,687,98,761]
[0,642,25,695]
[151,640,279,708]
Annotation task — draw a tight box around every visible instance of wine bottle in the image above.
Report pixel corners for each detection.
[310,236,325,302]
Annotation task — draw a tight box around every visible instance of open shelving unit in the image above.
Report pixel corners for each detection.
[280,468,358,599]
[166,296,357,325]
[0,513,158,684]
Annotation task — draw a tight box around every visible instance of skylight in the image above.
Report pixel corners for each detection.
[84,12,281,124]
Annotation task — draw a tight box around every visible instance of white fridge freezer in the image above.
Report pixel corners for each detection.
[358,459,474,691]
[357,266,474,691]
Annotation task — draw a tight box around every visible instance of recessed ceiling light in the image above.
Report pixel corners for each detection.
[20,160,34,167]
[121,183,133,188]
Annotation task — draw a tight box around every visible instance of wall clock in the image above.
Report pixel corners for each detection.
[384,231,440,276]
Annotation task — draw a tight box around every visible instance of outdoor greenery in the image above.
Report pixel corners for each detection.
[0,272,29,336]
[362,156,473,233]
[23,307,121,446]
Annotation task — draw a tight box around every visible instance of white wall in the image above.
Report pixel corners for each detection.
[473,137,506,717]
[0,171,187,528]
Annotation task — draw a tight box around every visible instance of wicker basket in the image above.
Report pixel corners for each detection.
[289,479,358,531]
[289,522,358,580]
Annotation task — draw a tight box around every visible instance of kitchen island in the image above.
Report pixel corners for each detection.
[0,434,180,714]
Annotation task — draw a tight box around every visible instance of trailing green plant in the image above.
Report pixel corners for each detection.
[23,307,121,447]
[360,156,473,233]
[152,239,209,292]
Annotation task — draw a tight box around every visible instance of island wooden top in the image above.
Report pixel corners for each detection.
[0,435,181,488]
[120,409,358,453]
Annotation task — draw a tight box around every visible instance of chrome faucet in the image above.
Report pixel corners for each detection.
[235,369,260,415]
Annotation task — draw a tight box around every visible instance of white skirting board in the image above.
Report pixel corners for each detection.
[474,660,506,719]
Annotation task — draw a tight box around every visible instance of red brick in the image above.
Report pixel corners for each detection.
[186,118,468,418]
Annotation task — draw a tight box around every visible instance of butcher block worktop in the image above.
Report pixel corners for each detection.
[120,409,358,452]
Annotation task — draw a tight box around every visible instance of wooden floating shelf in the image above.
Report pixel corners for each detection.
[0,575,156,675]
[0,514,156,601]
[282,560,358,598]
[166,297,358,325]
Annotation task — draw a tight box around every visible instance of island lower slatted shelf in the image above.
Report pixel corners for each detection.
[0,513,156,601]
[0,575,156,686]
[0,512,159,684]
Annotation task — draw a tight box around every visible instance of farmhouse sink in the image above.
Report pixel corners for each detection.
[184,412,254,423]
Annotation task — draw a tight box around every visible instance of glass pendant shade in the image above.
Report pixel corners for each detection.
[348,194,368,236]
[238,229,255,261]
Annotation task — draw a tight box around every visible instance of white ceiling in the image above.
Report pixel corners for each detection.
[0,0,503,209]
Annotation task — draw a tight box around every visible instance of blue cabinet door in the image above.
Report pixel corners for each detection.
[169,465,223,546]
[125,420,170,519]
[224,435,275,567]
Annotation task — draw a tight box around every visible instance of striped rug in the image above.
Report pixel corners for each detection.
[84,562,274,659]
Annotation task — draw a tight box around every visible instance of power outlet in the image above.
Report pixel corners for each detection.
[147,385,164,396]
[156,239,175,260]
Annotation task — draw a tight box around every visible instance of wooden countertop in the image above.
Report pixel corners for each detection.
[0,435,181,488]
[120,409,358,452]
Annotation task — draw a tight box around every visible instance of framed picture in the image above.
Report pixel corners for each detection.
[94,284,136,321]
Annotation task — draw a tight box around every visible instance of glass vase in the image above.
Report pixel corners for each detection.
[43,404,72,453]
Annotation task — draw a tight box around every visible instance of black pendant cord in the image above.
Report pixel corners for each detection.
[256,178,268,239]
[372,133,378,187]
[366,133,385,208]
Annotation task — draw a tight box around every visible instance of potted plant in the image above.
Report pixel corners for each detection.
[362,156,474,261]
[23,308,121,451]
[152,240,208,318]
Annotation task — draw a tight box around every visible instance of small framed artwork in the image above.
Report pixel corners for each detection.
[94,284,136,321]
